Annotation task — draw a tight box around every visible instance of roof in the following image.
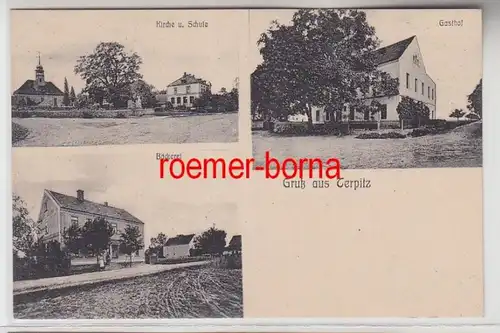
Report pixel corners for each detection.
[372,35,415,66]
[46,190,144,224]
[167,72,209,87]
[13,80,64,96]
[165,234,196,246]
[228,235,242,249]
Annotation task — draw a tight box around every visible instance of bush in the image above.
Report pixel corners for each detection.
[356,132,406,139]
[272,121,309,135]
[12,122,30,143]
[114,112,127,119]
[82,111,95,119]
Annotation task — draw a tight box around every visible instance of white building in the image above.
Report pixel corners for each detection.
[163,234,196,259]
[312,35,436,124]
[157,72,211,108]
[12,54,64,107]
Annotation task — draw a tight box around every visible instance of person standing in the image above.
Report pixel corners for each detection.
[98,253,105,271]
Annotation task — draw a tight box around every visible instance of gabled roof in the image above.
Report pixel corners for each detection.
[228,235,241,249]
[45,190,144,224]
[165,234,196,246]
[168,72,209,87]
[13,80,64,96]
[372,35,415,66]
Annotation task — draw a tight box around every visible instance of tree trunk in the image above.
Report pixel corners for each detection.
[306,104,313,132]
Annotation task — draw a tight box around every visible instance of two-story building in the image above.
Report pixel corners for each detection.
[12,54,64,108]
[310,35,437,124]
[157,72,211,108]
[37,189,145,259]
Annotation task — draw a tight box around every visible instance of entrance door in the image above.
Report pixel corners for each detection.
[53,98,57,107]
[112,244,119,259]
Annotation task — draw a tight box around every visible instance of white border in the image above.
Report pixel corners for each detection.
[3,0,500,331]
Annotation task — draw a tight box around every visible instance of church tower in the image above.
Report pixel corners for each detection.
[35,52,45,87]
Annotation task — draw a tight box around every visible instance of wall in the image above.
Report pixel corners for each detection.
[13,94,64,107]
[164,244,191,259]
[38,192,60,242]
[398,38,437,118]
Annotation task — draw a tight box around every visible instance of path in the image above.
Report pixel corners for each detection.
[14,261,210,296]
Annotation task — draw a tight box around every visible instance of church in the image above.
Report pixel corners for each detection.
[12,54,64,108]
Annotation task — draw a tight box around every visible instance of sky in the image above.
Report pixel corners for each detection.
[11,9,243,95]
[249,9,482,119]
[12,149,241,248]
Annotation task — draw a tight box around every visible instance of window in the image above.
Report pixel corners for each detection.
[428,86,430,98]
[186,85,191,94]
[414,78,418,92]
[173,87,178,94]
[111,223,118,235]
[70,216,78,226]
[325,111,331,122]
[189,96,194,104]
[183,96,188,104]
[432,88,434,100]
[349,107,355,120]
[364,109,370,121]
[176,97,181,104]
[170,97,175,104]
[380,105,388,120]
[421,82,424,95]
[406,73,410,89]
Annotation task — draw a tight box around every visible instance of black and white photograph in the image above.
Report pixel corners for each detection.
[11,9,242,147]
[251,9,482,169]
[12,151,243,319]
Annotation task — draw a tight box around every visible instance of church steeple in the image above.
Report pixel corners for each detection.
[35,51,45,87]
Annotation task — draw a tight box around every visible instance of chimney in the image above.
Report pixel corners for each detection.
[104,202,108,206]
[76,189,84,202]
[183,72,187,76]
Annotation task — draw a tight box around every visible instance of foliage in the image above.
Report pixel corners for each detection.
[130,79,157,108]
[150,232,167,248]
[193,88,238,112]
[63,223,83,255]
[449,108,466,121]
[465,112,480,120]
[12,194,41,255]
[193,227,227,255]
[467,79,482,119]
[80,217,114,258]
[396,96,430,127]
[63,77,70,106]
[119,225,143,266]
[69,86,76,105]
[253,9,397,129]
[74,42,143,107]
[273,121,309,135]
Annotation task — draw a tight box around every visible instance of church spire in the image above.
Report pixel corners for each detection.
[35,51,45,87]
[37,51,41,66]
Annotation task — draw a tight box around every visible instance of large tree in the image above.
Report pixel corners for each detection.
[12,194,40,255]
[80,216,114,263]
[467,79,482,119]
[69,86,76,106]
[119,225,143,267]
[74,42,143,107]
[193,226,227,255]
[253,9,398,129]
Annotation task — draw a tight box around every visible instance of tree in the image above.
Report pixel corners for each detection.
[465,112,480,120]
[63,77,70,106]
[149,232,167,256]
[130,80,157,108]
[12,194,40,255]
[80,217,114,263]
[193,226,227,255]
[63,223,82,255]
[396,96,430,128]
[449,108,465,121]
[467,79,482,119]
[69,86,76,106]
[255,9,398,130]
[119,225,143,267]
[74,42,143,107]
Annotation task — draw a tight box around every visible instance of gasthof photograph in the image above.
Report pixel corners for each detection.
[251,9,482,169]
[11,9,242,147]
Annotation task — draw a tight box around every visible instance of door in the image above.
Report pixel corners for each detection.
[112,244,119,259]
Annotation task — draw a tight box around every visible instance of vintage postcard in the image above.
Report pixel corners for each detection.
[251,9,482,170]
[12,147,243,319]
[11,9,243,147]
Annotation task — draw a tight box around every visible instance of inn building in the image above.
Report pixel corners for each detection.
[157,72,212,108]
[312,35,437,124]
[38,189,145,259]
[12,54,64,107]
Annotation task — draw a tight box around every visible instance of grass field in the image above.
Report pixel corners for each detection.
[12,112,238,147]
[13,266,243,319]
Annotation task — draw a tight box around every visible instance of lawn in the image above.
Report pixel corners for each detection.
[13,266,243,319]
[252,121,482,169]
[12,112,238,147]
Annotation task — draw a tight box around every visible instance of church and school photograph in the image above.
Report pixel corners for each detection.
[251,9,482,169]
[12,152,243,319]
[11,10,241,147]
